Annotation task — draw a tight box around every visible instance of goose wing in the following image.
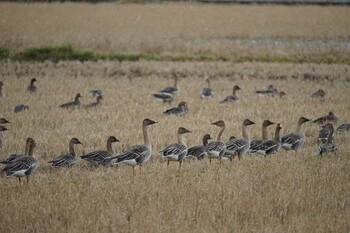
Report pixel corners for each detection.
[1,154,23,165]
[205,141,226,154]
[161,143,187,157]
[226,139,247,151]
[281,133,302,149]
[201,88,214,98]
[219,95,239,104]
[112,145,149,164]
[160,86,178,95]
[187,145,206,158]
[81,150,112,163]
[2,156,36,176]
[48,153,75,167]
[248,139,264,153]
[257,140,279,155]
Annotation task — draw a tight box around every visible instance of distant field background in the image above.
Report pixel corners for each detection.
[0,2,350,233]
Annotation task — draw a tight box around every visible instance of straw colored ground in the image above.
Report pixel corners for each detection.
[0,2,350,233]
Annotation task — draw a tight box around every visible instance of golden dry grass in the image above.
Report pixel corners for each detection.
[1,3,350,58]
[0,60,350,232]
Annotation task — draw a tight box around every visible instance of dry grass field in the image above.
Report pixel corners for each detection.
[0,2,350,233]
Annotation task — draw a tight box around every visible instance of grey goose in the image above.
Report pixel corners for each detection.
[48,138,82,167]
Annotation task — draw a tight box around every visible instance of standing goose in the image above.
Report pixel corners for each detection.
[0,81,3,98]
[249,120,275,154]
[161,127,191,168]
[163,101,189,116]
[317,123,340,155]
[1,136,34,165]
[225,119,256,161]
[80,136,119,166]
[219,85,241,104]
[27,78,37,93]
[187,134,212,161]
[59,93,82,109]
[317,123,334,145]
[0,126,8,155]
[84,95,103,109]
[159,73,179,95]
[257,123,283,156]
[48,138,82,167]
[1,137,37,185]
[337,123,350,132]
[152,93,174,103]
[108,119,157,173]
[205,120,226,163]
[281,117,311,153]
[311,89,325,98]
[201,79,214,99]
[312,112,338,125]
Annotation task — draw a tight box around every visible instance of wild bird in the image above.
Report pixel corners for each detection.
[107,119,157,174]
[310,89,325,98]
[312,112,338,125]
[0,118,10,124]
[187,134,212,161]
[1,136,33,165]
[219,85,241,104]
[27,78,37,93]
[80,136,120,166]
[0,81,3,98]
[256,123,283,157]
[59,93,82,109]
[14,104,29,113]
[278,91,287,98]
[159,73,180,95]
[1,137,37,185]
[84,95,103,109]
[317,123,334,145]
[281,117,311,153]
[225,119,256,161]
[163,101,189,116]
[48,138,82,167]
[249,120,275,154]
[152,92,174,103]
[337,123,350,132]
[317,123,340,156]
[201,79,214,99]
[161,127,191,168]
[254,85,278,96]
[90,89,103,97]
[205,120,226,163]
[0,125,8,155]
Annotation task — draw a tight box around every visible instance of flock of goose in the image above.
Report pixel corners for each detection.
[0,75,349,186]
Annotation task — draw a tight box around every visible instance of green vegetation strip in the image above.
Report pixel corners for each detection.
[1,45,349,64]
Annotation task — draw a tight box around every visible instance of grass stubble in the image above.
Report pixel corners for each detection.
[0,2,349,233]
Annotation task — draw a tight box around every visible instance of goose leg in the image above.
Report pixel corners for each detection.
[132,166,135,176]
[26,176,30,185]
[179,160,182,169]
[167,160,170,168]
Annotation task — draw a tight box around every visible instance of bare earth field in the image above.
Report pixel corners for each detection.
[0,2,350,233]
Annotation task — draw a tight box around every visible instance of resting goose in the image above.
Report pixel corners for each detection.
[225,119,255,161]
[219,85,241,104]
[201,79,214,99]
[152,93,174,103]
[249,120,275,154]
[281,117,310,153]
[255,85,278,96]
[187,134,212,161]
[159,74,179,95]
[317,123,340,156]
[317,123,334,145]
[161,127,191,168]
[205,120,226,162]
[337,123,350,132]
[108,119,157,174]
[312,112,338,125]
[1,137,37,185]
[257,123,283,156]
[48,138,82,167]
[59,93,82,109]
[0,125,8,155]
[90,89,103,97]
[81,136,119,166]
[0,81,3,98]
[27,78,37,93]
[85,95,103,109]
[163,101,188,116]
[311,89,325,98]
[14,104,29,113]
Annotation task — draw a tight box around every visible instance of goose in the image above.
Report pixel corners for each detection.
[27,78,37,93]
[225,119,255,161]
[311,89,325,98]
[0,118,10,124]
[249,120,275,154]
[1,136,34,165]
[161,127,191,168]
[1,137,37,185]
[278,91,286,98]
[14,104,29,113]
[48,138,82,167]
[163,101,188,116]
[281,117,310,153]
[187,134,212,161]
[317,123,334,145]
[159,73,179,95]
[0,126,8,155]
[59,93,82,109]
[337,123,350,132]
[84,95,103,109]
[0,81,3,98]
[80,136,119,166]
[219,85,241,104]
[201,79,214,99]
[107,119,157,173]
[90,89,103,97]
[317,123,340,156]
[152,93,174,103]
[256,123,283,156]
[312,112,338,125]
[255,85,278,96]
[205,120,226,162]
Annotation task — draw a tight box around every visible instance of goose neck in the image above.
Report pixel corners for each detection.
[178,133,187,147]
[275,127,282,142]
[69,142,76,156]
[143,124,151,147]
[242,125,250,141]
[327,125,334,143]
[217,126,225,141]
[107,140,115,154]
[262,125,269,140]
